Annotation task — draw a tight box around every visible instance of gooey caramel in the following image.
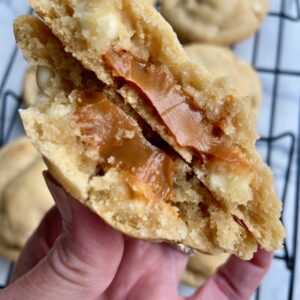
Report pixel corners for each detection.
[75,91,174,202]
[104,50,246,165]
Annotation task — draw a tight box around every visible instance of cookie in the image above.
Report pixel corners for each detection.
[147,0,156,5]
[161,0,269,45]
[0,137,53,261]
[0,136,39,191]
[15,0,284,259]
[22,66,40,106]
[184,44,262,116]
[0,243,20,262]
[182,253,229,287]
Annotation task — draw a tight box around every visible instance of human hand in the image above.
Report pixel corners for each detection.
[0,172,273,300]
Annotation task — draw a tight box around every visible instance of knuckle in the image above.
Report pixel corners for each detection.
[46,235,97,295]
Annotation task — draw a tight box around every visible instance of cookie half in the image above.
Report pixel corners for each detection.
[15,0,284,259]
[161,0,269,45]
[184,44,262,116]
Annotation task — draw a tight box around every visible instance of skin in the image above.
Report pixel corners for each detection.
[0,172,273,300]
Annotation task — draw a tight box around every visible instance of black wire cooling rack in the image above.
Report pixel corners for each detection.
[0,1,300,299]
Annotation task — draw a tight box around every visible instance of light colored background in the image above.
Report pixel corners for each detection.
[0,1,299,299]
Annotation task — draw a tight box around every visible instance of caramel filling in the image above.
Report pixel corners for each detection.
[104,50,246,165]
[75,91,174,202]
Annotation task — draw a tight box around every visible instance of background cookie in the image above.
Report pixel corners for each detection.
[0,136,39,191]
[184,44,262,116]
[22,66,40,106]
[182,253,229,287]
[161,0,269,45]
[0,244,20,263]
[147,0,156,5]
[0,137,53,261]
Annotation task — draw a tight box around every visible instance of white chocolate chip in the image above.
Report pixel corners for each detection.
[74,0,130,50]
[36,66,54,92]
[207,172,253,205]
[107,156,116,164]
[76,1,121,48]
[96,13,119,40]
[124,130,135,139]
[81,12,119,41]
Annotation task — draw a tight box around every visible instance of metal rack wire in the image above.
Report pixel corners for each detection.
[0,1,299,299]
[251,1,300,299]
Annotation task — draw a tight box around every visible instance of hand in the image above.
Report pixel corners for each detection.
[0,172,273,300]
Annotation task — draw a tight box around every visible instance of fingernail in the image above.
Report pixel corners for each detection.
[44,172,73,225]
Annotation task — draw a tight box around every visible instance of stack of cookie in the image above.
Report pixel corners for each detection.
[16,0,284,259]
[0,137,53,261]
[160,0,269,288]
[11,7,285,294]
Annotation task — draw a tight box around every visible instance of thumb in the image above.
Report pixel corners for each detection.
[2,173,124,300]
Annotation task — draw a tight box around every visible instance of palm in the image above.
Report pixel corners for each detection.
[104,239,186,300]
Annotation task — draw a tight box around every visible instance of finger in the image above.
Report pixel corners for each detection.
[106,239,188,300]
[3,172,124,300]
[11,206,62,282]
[190,248,273,300]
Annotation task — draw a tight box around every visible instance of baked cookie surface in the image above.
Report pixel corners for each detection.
[14,0,284,259]
[161,0,269,45]
[147,0,156,5]
[0,137,53,261]
[0,137,38,191]
[184,44,262,116]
